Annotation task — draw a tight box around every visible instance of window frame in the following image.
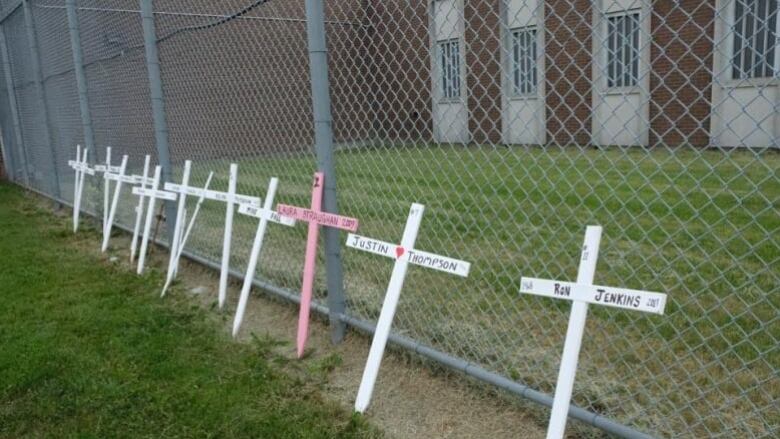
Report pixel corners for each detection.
[437,38,462,102]
[730,0,779,80]
[508,26,539,97]
[604,10,641,90]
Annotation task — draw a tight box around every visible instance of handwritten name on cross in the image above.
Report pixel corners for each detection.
[132,165,177,274]
[231,177,296,337]
[518,226,667,439]
[276,172,359,358]
[164,163,261,307]
[346,203,471,413]
[130,155,152,263]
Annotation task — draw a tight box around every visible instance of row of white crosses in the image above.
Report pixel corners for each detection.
[69,147,668,437]
[68,147,294,306]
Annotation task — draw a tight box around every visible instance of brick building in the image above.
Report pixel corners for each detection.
[364,0,778,148]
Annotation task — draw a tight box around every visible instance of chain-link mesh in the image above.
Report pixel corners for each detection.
[0,1,777,437]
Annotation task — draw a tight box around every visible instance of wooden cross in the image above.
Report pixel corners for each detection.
[164,163,261,306]
[130,155,152,263]
[161,163,214,296]
[346,203,470,413]
[100,155,129,252]
[67,145,93,233]
[132,165,177,274]
[231,177,296,337]
[518,226,667,439]
[277,172,359,358]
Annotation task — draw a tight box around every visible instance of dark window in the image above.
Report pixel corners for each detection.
[511,27,538,95]
[439,39,461,99]
[606,12,640,88]
[732,0,778,79]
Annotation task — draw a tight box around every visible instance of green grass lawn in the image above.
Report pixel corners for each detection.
[62,144,778,437]
[0,183,380,438]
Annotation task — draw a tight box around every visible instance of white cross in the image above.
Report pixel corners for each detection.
[100,155,129,252]
[130,155,152,263]
[518,226,667,439]
[68,144,93,233]
[132,165,177,274]
[161,166,215,296]
[163,163,261,308]
[346,203,471,413]
[231,177,296,337]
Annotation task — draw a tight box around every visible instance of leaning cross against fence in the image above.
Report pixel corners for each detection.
[160,163,215,296]
[68,145,93,232]
[101,154,129,252]
[130,155,152,263]
[277,172,359,358]
[132,165,178,274]
[346,203,471,413]
[93,147,120,231]
[164,163,262,304]
[231,177,296,337]
[518,226,667,439]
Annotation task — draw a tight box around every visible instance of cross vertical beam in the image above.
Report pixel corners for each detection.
[545,226,602,439]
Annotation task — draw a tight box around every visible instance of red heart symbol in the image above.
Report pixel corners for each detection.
[395,246,405,259]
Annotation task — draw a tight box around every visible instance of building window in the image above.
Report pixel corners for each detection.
[510,27,537,95]
[439,39,461,99]
[732,0,778,79]
[606,12,640,88]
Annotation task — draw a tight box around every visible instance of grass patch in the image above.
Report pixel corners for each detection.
[0,183,380,438]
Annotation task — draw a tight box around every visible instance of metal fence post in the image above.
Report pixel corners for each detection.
[0,25,30,186]
[139,0,175,241]
[65,0,95,158]
[304,0,347,344]
[22,0,61,199]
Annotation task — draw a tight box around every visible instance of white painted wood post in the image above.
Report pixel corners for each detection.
[72,144,81,229]
[137,166,162,275]
[161,171,214,297]
[545,226,602,439]
[218,163,238,309]
[102,146,111,230]
[130,155,151,263]
[101,155,128,252]
[165,160,191,282]
[232,177,279,337]
[354,203,425,413]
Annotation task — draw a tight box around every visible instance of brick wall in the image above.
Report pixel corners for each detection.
[367,0,434,143]
[464,0,502,144]
[649,0,715,148]
[544,0,594,146]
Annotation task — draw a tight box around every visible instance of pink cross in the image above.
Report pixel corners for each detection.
[277,172,359,358]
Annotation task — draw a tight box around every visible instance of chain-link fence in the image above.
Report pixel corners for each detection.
[0,0,777,437]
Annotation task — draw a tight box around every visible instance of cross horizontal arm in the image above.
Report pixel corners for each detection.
[105,172,151,185]
[346,233,471,277]
[163,182,261,206]
[237,203,296,226]
[94,164,122,173]
[520,277,667,315]
[132,186,178,201]
[277,204,358,231]
[68,160,96,175]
